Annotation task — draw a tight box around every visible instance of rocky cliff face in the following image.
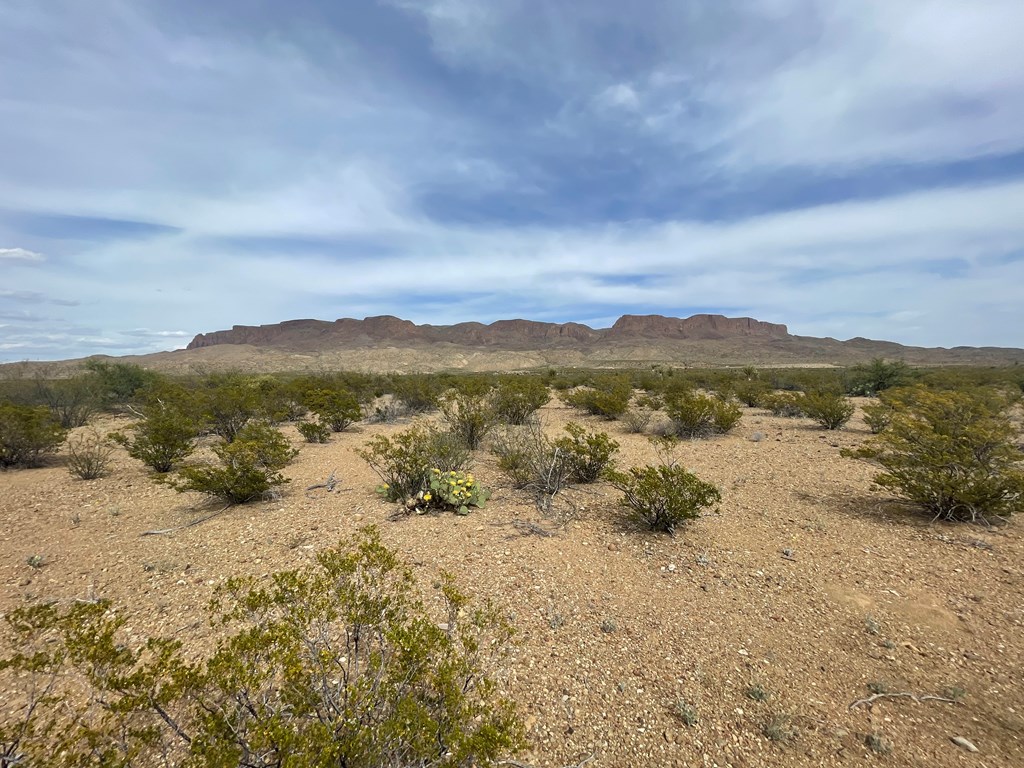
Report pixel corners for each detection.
[186,313,785,350]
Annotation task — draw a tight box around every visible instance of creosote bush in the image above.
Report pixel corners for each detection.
[801,390,855,430]
[305,388,362,432]
[297,419,331,443]
[760,391,806,417]
[664,392,741,438]
[0,403,66,468]
[607,463,721,534]
[492,375,550,425]
[169,421,298,503]
[562,374,632,419]
[553,422,619,483]
[0,527,525,767]
[439,388,498,450]
[489,421,573,511]
[109,395,198,472]
[358,422,470,502]
[66,429,115,480]
[844,386,1024,522]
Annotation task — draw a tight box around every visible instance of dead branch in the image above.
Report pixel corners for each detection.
[848,691,959,711]
[140,504,231,536]
[305,470,341,498]
[495,519,559,538]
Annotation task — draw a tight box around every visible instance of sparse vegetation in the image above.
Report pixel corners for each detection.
[760,391,806,417]
[168,421,298,503]
[297,419,331,443]
[664,391,742,438]
[606,463,721,534]
[109,393,198,472]
[492,375,550,425]
[801,389,855,429]
[553,422,619,483]
[439,388,498,449]
[490,421,574,510]
[358,423,470,503]
[305,387,362,432]
[844,386,1024,522]
[0,403,66,468]
[562,374,632,419]
[0,528,525,767]
[65,429,115,479]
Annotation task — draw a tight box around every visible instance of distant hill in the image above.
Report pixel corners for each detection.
[5,313,1023,376]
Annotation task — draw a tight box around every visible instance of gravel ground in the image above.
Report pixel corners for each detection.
[1,397,1021,767]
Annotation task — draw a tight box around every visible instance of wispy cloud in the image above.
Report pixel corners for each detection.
[1,0,1023,361]
[0,247,45,262]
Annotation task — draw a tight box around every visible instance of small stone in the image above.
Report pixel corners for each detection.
[738,648,749,656]
[950,736,979,753]
[667,563,677,572]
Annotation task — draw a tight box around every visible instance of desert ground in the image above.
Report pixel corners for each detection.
[1,396,1021,767]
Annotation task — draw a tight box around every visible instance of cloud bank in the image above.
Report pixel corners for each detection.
[2,0,1023,360]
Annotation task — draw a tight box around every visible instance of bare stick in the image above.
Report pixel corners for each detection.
[140,504,231,536]
[849,691,958,711]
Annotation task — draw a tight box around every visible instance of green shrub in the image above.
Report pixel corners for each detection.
[0,403,66,468]
[297,419,331,443]
[66,429,115,480]
[801,390,855,429]
[83,359,161,408]
[198,374,266,442]
[664,392,741,438]
[553,422,619,483]
[844,387,1024,522]
[358,423,470,503]
[0,528,525,767]
[439,389,498,450]
[109,397,198,472]
[492,375,550,425]
[861,387,919,434]
[733,379,771,407]
[761,391,806,417]
[562,374,631,419]
[391,374,445,413]
[305,388,361,432]
[606,463,721,534]
[845,358,912,396]
[169,421,298,503]
[33,374,101,428]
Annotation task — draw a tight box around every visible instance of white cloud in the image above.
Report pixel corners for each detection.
[0,247,45,262]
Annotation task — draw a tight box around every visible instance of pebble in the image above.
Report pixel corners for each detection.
[950,736,979,753]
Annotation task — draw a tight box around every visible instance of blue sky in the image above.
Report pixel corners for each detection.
[2,0,1024,361]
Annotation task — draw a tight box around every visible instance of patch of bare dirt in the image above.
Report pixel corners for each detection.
[1,399,1022,767]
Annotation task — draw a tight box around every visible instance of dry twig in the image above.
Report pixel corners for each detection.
[848,691,959,711]
[140,504,231,536]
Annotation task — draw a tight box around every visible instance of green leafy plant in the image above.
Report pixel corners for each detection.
[358,423,470,503]
[169,421,298,503]
[32,374,101,428]
[0,403,66,468]
[492,375,550,425]
[844,386,1024,522]
[760,391,806,417]
[390,374,445,413]
[607,463,721,534]
[438,389,498,450]
[553,422,619,483]
[66,429,115,480]
[664,392,742,438]
[845,358,912,396]
[562,374,632,419]
[83,359,161,408]
[732,378,771,407]
[305,388,362,432]
[297,419,331,443]
[109,396,198,472]
[801,390,855,429]
[0,528,525,767]
[198,374,268,442]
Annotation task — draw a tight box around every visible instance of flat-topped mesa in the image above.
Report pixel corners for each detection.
[185,313,789,350]
[607,314,789,340]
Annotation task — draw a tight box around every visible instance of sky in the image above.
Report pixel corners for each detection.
[2,0,1024,361]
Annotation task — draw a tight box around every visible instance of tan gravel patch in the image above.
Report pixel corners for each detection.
[1,399,1022,767]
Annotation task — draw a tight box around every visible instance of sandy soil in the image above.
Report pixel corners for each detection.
[1,398,1021,767]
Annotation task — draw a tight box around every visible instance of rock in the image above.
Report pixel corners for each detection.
[950,736,979,753]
